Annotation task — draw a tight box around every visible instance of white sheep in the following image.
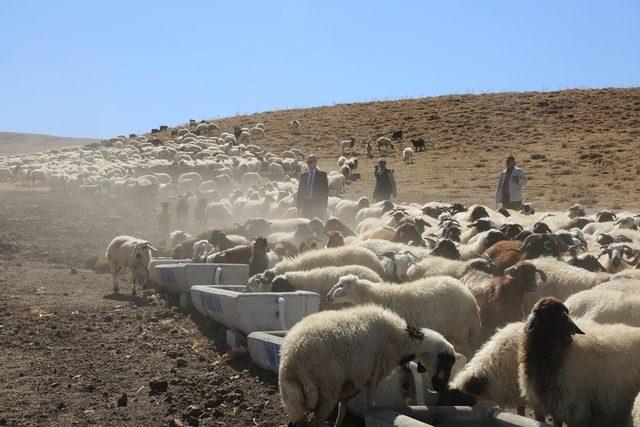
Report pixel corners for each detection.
[326,274,482,358]
[265,246,388,281]
[203,201,233,227]
[335,197,370,227]
[402,147,414,164]
[565,288,640,327]
[328,174,345,195]
[279,304,456,426]
[265,265,383,309]
[519,299,640,426]
[406,256,490,281]
[240,171,261,188]
[267,162,285,178]
[524,256,611,312]
[106,235,157,294]
[445,322,526,413]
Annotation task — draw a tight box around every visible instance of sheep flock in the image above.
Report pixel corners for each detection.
[3,119,640,427]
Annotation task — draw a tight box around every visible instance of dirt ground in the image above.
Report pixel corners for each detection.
[1,87,639,426]
[0,190,289,426]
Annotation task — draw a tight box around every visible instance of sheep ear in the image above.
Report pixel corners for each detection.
[524,314,537,333]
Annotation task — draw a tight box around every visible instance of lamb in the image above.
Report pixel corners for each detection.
[279,304,457,426]
[326,275,482,358]
[461,261,546,342]
[264,246,388,281]
[518,298,640,426]
[267,265,383,309]
[524,256,610,312]
[402,147,414,164]
[106,235,157,294]
[211,237,270,276]
[440,322,526,413]
[565,288,640,327]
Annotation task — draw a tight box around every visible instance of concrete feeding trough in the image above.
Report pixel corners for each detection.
[247,330,286,373]
[366,405,550,427]
[155,263,249,308]
[190,286,320,336]
[148,258,189,289]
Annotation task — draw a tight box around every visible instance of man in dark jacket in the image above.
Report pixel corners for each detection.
[296,155,329,219]
[372,157,397,202]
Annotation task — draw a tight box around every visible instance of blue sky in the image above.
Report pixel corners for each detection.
[1,1,638,138]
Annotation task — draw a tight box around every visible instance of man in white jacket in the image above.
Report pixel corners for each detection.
[495,155,527,210]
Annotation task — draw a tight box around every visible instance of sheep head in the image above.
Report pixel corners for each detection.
[524,298,584,344]
[326,274,359,304]
[505,261,546,292]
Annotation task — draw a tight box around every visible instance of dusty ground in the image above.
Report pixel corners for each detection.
[1,88,639,426]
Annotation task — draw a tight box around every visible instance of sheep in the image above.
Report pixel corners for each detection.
[267,162,285,178]
[0,167,14,182]
[335,197,370,228]
[565,288,640,327]
[518,298,640,426]
[402,147,414,164]
[484,233,569,275]
[106,235,157,294]
[264,246,388,282]
[567,253,607,272]
[376,137,394,152]
[439,322,527,413]
[597,243,638,273]
[407,256,493,281]
[279,304,457,426]
[207,230,248,251]
[211,237,270,276]
[327,174,344,195]
[203,201,233,228]
[462,261,546,342]
[355,200,394,224]
[340,137,356,154]
[240,171,261,188]
[265,265,383,309]
[192,240,214,263]
[523,256,610,312]
[327,275,482,358]
[326,231,345,248]
[411,138,426,152]
[288,120,300,133]
[567,203,586,219]
[339,164,351,180]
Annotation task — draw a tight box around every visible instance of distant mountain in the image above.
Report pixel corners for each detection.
[0,132,100,156]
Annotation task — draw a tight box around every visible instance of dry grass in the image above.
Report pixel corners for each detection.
[147,88,638,211]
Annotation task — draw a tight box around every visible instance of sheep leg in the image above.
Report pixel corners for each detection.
[130,268,137,295]
[334,400,348,427]
[111,265,120,294]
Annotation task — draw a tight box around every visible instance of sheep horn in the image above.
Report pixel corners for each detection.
[536,268,548,282]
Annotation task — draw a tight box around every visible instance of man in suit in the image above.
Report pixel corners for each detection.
[296,155,329,219]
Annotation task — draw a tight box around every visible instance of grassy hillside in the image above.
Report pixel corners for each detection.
[0,132,99,155]
[150,87,640,210]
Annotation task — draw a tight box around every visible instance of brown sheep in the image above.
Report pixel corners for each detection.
[462,261,547,342]
[430,239,461,260]
[484,233,569,275]
[392,221,426,247]
[326,231,345,248]
[212,237,270,276]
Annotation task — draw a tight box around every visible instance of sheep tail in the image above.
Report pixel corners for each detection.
[280,374,315,422]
